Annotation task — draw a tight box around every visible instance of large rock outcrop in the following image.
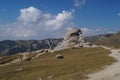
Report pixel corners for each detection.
[54,28,86,51]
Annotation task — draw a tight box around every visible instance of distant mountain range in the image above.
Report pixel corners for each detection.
[0,39,62,56]
[0,33,116,56]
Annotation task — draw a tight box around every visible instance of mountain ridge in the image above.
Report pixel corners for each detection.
[0,38,63,56]
[0,33,114,56]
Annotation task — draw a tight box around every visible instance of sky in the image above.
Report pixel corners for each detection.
[0,0,120,40]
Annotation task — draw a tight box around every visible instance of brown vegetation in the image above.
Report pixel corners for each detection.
[0,47,116,80]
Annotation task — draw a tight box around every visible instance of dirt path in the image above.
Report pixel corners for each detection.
[88,46,120,80]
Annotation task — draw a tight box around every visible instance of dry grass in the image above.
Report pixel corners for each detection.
[94,32,120,49]
[0,47,116,80]
[0,54,21,64]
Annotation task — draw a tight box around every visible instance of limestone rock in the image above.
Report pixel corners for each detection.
[37,77,43,80]
[47,74,55,79]
[15,67,24,71]
[56,54,64,59]
[54,28,86,51]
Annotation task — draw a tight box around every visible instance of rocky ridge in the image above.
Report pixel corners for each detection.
[54,28,90,51]
[0,39,62,56]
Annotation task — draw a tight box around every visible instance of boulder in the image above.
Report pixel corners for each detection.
[54,28,86,51]
[47,74,55,79]
[56,54,64,59]
[15,67,24,71]
[37,77,43,80]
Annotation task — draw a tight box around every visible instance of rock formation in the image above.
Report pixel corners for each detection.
[56,54,64,59]
[54,28,86,51]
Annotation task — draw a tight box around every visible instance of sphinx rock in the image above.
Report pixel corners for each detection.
[54,28,86,51]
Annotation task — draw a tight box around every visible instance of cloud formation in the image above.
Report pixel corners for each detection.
[81,27,114,36]
[81,27,89,34]
[74,0,86,8]
[18,7,41,24]
[0,6,74,40]
[0,6,113,40]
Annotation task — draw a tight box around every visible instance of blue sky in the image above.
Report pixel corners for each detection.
[0,0,120,40]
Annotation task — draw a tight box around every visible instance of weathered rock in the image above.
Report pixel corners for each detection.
[115,73,120,77]
[47,74,55,79]
[56,54,64,59]
[15,67,24,71]
[23,53,37,61]
[44,49,48,52]
[37,77,43,80]
[35,49,50,53]
[54,28,86,51]
[35,49,44,53]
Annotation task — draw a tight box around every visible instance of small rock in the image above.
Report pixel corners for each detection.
[36,77,42,80]
[0,57,2,59]
[44,49,48,52]
[38,49,44,53]
[15,67,24,71]
[115,73,120,77]
[47,74,54,79]
[56,54,64,59]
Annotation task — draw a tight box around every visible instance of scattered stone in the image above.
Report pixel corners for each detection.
[15,67,24,71]
[115,73,120,77]
[24,53,37,61]
[47,74,54,79]
[37,77,43,80]
[44,49,48,52]
[84,42,92,47]
[35,49,50,53]
[36,49,44,53]
[56,54,64,59]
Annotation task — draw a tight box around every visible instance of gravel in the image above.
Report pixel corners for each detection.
[88,46,120,80]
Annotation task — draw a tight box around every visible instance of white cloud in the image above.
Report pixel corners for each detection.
[45,10,74,30]
[0,6,74,40]
[81,27,89,34]
[18,6,41,24]
[81,27,114,36]
[74,0,86,8]
[117,13,120,16]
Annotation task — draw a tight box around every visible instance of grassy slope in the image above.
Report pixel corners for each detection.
[94,32,120,48]
[0,48,116,80]
[0,54,21,64]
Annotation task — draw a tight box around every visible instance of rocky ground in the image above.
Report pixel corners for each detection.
[0,49,50,67]
[88,46,120,80]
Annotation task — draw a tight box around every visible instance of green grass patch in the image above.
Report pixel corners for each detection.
[0,47,116,80]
